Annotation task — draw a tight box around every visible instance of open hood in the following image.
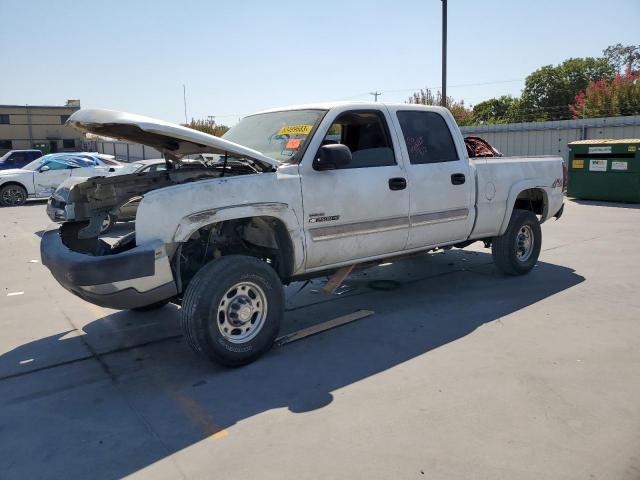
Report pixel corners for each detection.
[67,109,279,171]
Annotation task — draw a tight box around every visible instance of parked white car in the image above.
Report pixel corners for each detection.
[42,103,566,366]
[0,153,122,206]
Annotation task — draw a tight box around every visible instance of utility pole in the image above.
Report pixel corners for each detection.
[441,0,447,107]
[183,84,188,124]
[207,115,216,126]
[370,91,381,102]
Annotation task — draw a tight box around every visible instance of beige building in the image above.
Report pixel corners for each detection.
[0,100,84,155]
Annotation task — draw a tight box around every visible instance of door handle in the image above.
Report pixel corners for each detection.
[451,173,466,185]
[388,177,407,190]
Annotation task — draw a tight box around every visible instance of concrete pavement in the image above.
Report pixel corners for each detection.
[0,199,638,479]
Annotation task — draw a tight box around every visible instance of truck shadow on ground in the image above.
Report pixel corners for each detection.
[0,254,584,479]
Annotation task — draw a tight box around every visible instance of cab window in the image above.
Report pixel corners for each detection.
[320,110,395,169]
[396,110,459,164]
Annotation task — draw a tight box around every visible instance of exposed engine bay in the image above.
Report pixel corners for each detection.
[52,161,259,254]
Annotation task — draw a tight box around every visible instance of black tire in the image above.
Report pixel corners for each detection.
[180,255,284,367]
[491,209,542,275]
[0,184,28,207]
[100,214,116,234]
[131,300,170,312]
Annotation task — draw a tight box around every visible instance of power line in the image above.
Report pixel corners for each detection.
[339,78,526,101]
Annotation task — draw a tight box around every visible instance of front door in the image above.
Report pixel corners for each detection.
[390,108,475,248]
[34,159,72,196]
[300,108,410,269]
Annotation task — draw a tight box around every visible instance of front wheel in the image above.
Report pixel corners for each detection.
[180,255,284,367]
[491,209,542,275]
[0,184,27,207]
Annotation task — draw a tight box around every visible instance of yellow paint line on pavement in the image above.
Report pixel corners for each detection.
[210,430,229,441]
[172,391,229,440]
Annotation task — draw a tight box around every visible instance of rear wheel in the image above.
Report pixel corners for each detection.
[491,209,542,275]
[0,184,27,207]
[180,255,283,367]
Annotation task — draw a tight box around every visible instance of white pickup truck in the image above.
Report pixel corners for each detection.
[41,102,566,366]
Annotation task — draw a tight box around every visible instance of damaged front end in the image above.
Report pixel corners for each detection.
[40,107,281,310]
[41,165,250,310]
[47,167,222,252]
[42,164,252,309]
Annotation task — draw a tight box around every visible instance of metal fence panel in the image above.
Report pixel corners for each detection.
[461,115,640,161]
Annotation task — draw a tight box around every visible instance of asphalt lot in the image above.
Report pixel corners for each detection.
[0,199,639,480]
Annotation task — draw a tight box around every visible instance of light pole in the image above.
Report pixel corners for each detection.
[183,84,188,124]
[441,0,447,107]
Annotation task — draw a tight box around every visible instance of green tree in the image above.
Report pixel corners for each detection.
[407,88,474,125]
[603,43,640,74]
[472,95,516,123]
[519,57,615,121]
[184,118,229,137]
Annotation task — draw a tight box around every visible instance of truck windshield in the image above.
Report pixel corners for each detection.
[222,109,326,163]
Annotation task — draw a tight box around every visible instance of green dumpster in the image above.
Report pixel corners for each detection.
[567,139,640,203]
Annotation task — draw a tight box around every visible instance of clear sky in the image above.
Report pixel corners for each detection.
[1,0,638,125]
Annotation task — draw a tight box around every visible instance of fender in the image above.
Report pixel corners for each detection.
[0,172,35,195]
[498,179,550,236]
[172,202,306,274]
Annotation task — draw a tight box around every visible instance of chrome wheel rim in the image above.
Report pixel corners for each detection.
[216,281,267,343]
[2,188,25,206]
[516,224,534,262]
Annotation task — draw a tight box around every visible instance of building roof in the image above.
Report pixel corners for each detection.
[0,104,80,109]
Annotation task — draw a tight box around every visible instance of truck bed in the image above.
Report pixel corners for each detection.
[470,155,564,239]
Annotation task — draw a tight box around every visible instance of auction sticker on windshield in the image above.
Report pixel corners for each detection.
[286,138,302,149]
[278,125,313,135]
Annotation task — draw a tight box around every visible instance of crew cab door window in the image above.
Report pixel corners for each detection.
[321,111,395,168]
[299,109,410,269]
[397,110,459,164]
[394,109,474,248]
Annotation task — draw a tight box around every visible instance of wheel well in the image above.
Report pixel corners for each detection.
[513,188,547,216]
[0,181,27,192]
[176,216,294,291]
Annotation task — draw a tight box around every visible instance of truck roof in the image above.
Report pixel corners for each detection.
[252,101,450,116]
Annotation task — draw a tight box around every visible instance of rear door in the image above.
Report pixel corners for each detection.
[390,107,475,248]
[300,107,410,269]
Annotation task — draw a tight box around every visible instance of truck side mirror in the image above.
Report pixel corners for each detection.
[313,144,352,171]
[40,165,50,172]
